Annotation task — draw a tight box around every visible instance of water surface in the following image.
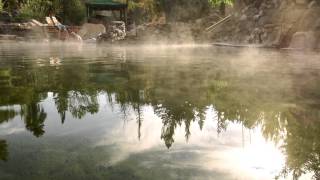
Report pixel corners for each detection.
[0,43,319,180]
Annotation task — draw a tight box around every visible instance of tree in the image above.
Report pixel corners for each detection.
[208,0,233,16]
[0,0,3,12]
[19,0,85,25]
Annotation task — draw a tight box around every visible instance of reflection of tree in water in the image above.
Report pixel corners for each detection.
[54,91,99,121]
[155,103,202,148]
[276,108,320,180]
[54,91,68,123]
[21,102,47,137]
[1,55,320,179]
[0,109,17,124]
[0,140,8,161]
[67,91,99,119]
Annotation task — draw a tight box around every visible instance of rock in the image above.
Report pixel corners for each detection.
[70,32,83,42]
[0,23,32,37]
[262,27,280,46]
[315,41,320,49]
[97,21,126,43]
[253,14,260,21]
[249,28,264,43]
[259,10,264,16]
[252,9,264,21]
[164,0,211,22]
[296,0,308,5]
[241,7,249,14]
[195,18,202,25]
[314,19,320,30]
[273,0,280,8]
[108,21,126,40]
[289,31,316,49]
[78,23,106,40]
[240,14,247,21]
[84,38,97,43]
[246,7,259,18]
[279,0,288,10]
[308,0,317,8]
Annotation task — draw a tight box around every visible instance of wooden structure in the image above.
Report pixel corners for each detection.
[85,0,128,24]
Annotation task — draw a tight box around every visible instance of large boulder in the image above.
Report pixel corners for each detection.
[97,21,126,43]
[78,23,106,40]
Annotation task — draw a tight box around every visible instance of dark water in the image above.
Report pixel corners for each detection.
[0,43,319,180]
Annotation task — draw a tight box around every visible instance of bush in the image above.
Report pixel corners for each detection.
[59,0,86,25]
[208,0,233,7]
[19,0,61,21]
[128,0,165,24]
[19,0,85,25]
[0,0,3,12]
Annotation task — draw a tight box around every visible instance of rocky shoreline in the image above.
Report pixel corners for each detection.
[1,0,320,49]
[209,0,320,49]
[133,0,320,49]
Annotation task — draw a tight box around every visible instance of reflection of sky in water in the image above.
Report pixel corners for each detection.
[1,43,319,179]
[0,93,312,180]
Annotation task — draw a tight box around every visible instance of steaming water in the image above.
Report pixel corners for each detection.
[0,43,319,180]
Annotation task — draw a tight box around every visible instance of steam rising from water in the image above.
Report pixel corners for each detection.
[0,43,319,180]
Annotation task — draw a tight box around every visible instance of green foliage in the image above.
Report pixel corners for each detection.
[0,0,3,12]
[128,0,165,24]
[59,0,86,25]
[208,0,233,6]
[19,0,57,20]
[19,0,85,25]
[2,0,26,12]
